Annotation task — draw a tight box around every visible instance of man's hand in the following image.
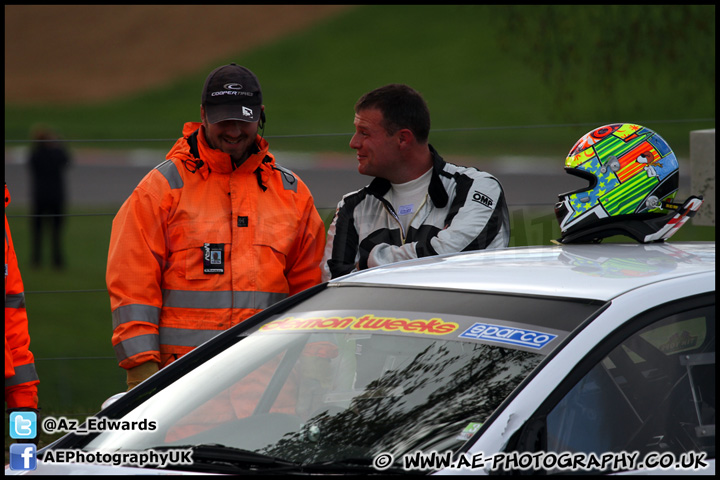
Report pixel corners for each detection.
[126,362,159,391]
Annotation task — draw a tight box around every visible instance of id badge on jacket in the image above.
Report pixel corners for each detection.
[203,243,224,274]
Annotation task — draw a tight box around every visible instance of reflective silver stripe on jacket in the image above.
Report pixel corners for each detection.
[5,363,39,387]
[155,160,183,189]
[112,291,286,362]
[162,289,287,310]
[112,304,161,330]
[160,327,225,348]
[113,328,231,362]
[274,165,298,193]
[5,292,25,309]
[113,333,160,364]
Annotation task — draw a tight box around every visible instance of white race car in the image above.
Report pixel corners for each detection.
[7,242,715,475]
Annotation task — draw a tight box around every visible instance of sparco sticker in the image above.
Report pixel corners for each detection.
[459,323,557,349]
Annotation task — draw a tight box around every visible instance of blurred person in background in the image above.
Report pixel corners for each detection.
[106,63,325,391]
[5,183,41,442]
[321,84,510,281]
[27,124,71,270]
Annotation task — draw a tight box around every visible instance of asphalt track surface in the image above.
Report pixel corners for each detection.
[5,149,690,213]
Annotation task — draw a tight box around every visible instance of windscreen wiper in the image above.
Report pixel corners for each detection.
[149,445,406,474]
[148,444,301,474]
[267,456,407,475]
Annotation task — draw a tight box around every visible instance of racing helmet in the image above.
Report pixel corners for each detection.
[554,123,703,244]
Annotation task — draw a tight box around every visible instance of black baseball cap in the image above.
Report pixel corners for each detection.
[201,63,263,124]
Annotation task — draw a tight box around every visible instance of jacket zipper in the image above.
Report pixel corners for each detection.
[381,194,428,245]
[407,195,429,238]
[380,198,405,243]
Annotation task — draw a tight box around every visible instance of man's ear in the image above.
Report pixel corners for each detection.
[200,105,207,124]
[396,128,415,148]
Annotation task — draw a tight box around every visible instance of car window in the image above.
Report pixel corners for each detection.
[543,302,715,472]
[86,330,546,466]
[82,286,605,471]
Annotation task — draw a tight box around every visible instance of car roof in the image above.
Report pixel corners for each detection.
[331,242,715,301]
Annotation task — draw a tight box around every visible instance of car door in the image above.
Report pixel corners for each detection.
[500,292,715,475]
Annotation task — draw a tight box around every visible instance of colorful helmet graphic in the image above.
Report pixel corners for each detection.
[555,123,703,244]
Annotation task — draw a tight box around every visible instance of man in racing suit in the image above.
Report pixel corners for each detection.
[322,84,509,281]
[5,183,40,422]
[107,64,326,390]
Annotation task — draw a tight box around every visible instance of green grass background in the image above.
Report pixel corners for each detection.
[4,5,715,452]
[5,5,715,156]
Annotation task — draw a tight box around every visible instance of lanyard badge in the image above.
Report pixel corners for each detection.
[203,243,225,274]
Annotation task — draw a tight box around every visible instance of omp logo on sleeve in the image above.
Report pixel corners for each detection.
[460,323,557,349]
[472,191,493,208]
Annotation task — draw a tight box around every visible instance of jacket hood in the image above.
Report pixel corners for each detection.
[167,122,273,177]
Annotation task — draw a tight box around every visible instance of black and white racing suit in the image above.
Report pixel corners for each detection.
[321,145,510,281]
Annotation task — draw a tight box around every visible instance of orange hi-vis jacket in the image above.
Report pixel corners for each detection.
[5,184,40,409]
[107,123,326,370]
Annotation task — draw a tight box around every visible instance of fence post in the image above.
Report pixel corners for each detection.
[689,129,715,226]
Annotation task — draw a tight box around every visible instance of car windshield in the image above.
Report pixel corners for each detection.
[84,285,604,469]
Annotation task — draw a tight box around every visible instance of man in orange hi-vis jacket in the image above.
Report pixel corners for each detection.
[5,183,40,421]
[107,64,326,391]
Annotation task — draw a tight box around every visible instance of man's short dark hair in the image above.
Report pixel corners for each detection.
[354,84,431,143]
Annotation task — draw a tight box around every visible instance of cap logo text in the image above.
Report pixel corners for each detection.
[211,91,255,98]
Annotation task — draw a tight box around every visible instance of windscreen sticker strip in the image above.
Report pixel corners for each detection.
[459,323,557,349]
[260,314,459,335]
[254,310,569,353]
